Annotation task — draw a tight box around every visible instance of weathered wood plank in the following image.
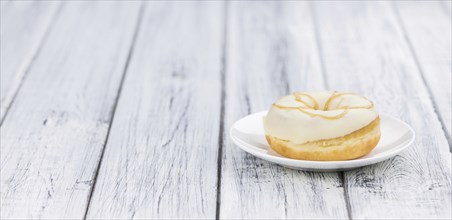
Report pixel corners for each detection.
[0,1,61,122]
[220,2,349,219]
[394,1,452,146]
[441,0,451,14]
[312,1,451,219]
[86,2,224,219]
[0,2,141,219]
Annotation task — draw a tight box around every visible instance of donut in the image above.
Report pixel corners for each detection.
[263,91,381,161]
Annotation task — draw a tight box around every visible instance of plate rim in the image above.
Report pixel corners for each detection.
[230,110,415,169]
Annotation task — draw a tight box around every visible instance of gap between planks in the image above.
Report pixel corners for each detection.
[215,1,229,220]
[392,2,452,151]
[82,2,146,218]
[0,2,63,126]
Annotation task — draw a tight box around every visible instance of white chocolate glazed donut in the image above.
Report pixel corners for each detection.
[263,91,381,161]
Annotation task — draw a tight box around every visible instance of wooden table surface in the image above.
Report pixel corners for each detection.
[1,1,451,219]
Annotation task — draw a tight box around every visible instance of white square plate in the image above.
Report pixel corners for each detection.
[230,111,415,172]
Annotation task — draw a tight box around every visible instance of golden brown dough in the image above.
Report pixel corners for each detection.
[266,117,381,161]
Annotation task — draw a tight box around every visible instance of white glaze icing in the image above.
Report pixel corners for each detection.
[263,91,379,144]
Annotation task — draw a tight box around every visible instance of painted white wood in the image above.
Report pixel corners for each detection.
[1,1,450,218]
[220,2,349,219]
[0,2,141,219]
[0,1,61,121]
[395,1,452,144]
[312,1,451,219]
[442,0,451,14]
[86,2,224,219]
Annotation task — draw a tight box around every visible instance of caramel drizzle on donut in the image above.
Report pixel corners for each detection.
[293,92,319,109]
[272,92,374,120]
[272,104,350,120]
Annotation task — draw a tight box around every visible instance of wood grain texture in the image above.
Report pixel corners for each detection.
[394,1,452,146]
[0,1,61,122]
[0,2,141,219]
[219,2,349,219]
[86,2,224,219]
[312,1,451,219]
